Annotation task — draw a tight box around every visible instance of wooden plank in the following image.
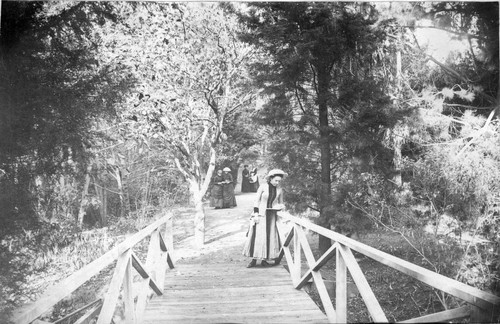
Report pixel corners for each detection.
[148,296,315,306]
[294,270,313,290]
[53,299,101,324]
[146,302,321,314]
[276,224,289,264]
[135,229,160,322]
[158,285,305,295]
[398,305,470,323]
[164,271,291,279]
[53,299,102,324]
[73,303,102,324]
[313,243,337,271]
[296,243,337,290]
[143,317,327,324]
[280,213,500,311]
[292,225,302,286]
[338,244,387,322]
[294,226,336,322]
[123,257,136,324]
[12,214,172,324]
[143,262,328,324]
[282,245,296,283]
[336,244,347,323]
[143,309,327,320]
[131,251,149,279]
[154,244,170,294]
[158,229,168,252]
[96,250,131,324]
[158,232,174,269]
[131,252,162,295]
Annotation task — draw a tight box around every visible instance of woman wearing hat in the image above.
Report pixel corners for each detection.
[222,167,237,208]
[243,169,286,268]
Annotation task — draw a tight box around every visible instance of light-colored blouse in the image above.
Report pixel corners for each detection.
[254,183,283,216]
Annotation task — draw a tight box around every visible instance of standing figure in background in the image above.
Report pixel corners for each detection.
[249,165,259,192]
[241,165,252,193]
[222,167,237,208]
[210,169,224,209]
[243,169,286,268]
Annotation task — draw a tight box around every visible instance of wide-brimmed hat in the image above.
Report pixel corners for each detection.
[223,167,231,172]
[265,169,287,180]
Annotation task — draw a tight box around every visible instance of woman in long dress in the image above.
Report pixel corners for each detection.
[210,169,224,209]
[249,165,260,192]
[243,169,286,267]
[222,167,237,208]
[241,165,252,192]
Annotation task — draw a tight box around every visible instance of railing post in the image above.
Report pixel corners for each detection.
[135,229,160,321]
[293,224,302,286]
[165,214,174,255]
[97,250,132,324]
[123,257,136,324]
[336,246,347,323]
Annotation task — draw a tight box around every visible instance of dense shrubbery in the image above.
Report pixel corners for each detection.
[342,119,500,295]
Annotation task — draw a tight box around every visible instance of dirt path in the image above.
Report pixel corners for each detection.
[171,187,255,265]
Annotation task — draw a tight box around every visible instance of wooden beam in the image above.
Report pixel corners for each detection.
[336,245,347,323]
[338,244,387,322]
[279,213,500,311]
[313,243,337,272]
[131,252,149,278]
[97,250,132,324]
[13,214,172,324]
[73,303,102,324]
[276,225,286,263]
[293,225,302,287]
[158,230,168,252]
[123,257,136,324]
[282,245,297,283]
[159,232,175,269]
[295,269,313,290]
[53,299,102,324]
[398,305,470,323]
[282,226,295,247]
[135,230,161,322]
[130,252,162,296]
[295,244,336,290]
[294,226,336,322]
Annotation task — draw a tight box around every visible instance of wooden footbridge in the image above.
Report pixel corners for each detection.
[12,193,500,324]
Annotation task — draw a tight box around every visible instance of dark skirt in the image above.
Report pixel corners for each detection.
[250,179,260,192]
[222,183,237,208]
[241,178,252,192]
[210,184,223,208]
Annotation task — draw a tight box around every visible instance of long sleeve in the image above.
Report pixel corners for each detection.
[254,184,264,215]
[277,188,284,205]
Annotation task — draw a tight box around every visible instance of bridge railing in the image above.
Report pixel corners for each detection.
[277,213,500,323]
[12,213,175,324]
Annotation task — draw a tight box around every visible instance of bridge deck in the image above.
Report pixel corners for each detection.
[143,262,328,323]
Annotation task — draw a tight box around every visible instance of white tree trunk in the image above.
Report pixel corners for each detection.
[189,178,205,247]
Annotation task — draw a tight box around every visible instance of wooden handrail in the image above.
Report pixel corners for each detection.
[12,213,174,324]
[277,213,500,323]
